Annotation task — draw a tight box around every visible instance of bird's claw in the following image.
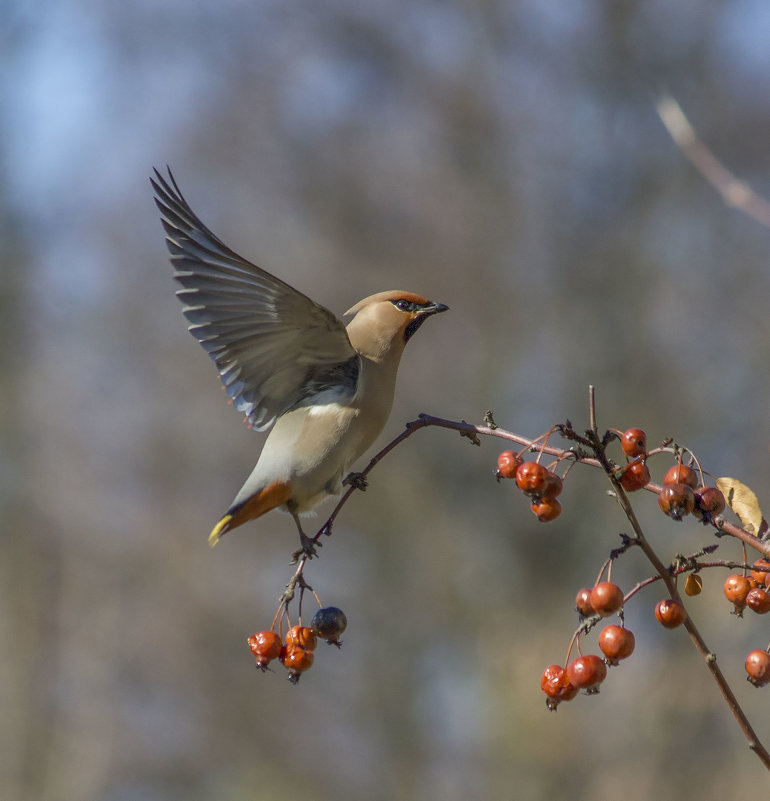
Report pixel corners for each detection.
[291,532,322,563]
[343,471,368,491]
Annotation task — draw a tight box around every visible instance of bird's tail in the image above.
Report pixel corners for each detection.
[208,480,293,547]
[209,515,234,547]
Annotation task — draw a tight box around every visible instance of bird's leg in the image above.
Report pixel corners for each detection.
[289,503,321,562]
[343,471,368,491]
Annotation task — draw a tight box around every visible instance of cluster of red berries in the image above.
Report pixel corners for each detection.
[247,606,347,684]
[618,427,770,687]
[543,566,770,704]
[724,560,770,687]
[617,428,651,491]
[502,421,770,728]
[723,560,770,615]
[496,451,563,522]
[617,428,727,523]
[541,568,743,708]
[541,581,635,709]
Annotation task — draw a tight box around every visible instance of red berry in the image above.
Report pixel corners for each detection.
[751,559,770,587]
[657,483,695,520]
[590,582,624,617]
[540,664,578,709]
[621,428,647,458]
[531,497,562,522]
[745,649,770,687]
[285,625,317,652]
[693,486,726,521]
[280,644,314,684]
[541,471,563,499]
[515,461,548,494]
[746,587,770,614]
[619,460,650,491]
[598,625,636,664]
[724,574,753,612]
[496,450,522,479]
[566,655,607,693]
[575,588,595,618]
[663,464,698,489]
[247,630,282,670]
[655,598,687,628]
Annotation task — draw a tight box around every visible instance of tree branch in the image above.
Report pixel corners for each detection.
[286,408,770,770]
[657,94,770,227]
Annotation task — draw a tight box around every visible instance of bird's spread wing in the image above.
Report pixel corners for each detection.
[152,167,360,430]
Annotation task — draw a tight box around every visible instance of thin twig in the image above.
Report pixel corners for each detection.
[657,94,770,227]
[312,413,770,559]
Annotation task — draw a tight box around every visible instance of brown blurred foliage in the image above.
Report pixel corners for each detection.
[2,2,770,799]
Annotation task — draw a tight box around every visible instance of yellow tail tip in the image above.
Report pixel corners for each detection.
[209,514,233,547]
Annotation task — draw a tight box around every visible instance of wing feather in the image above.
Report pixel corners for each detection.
[152,167,359,430]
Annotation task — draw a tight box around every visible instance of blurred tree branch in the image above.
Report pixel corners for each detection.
[657,94,770,227]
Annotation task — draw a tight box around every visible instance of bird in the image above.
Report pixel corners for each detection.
[151,168,448,553]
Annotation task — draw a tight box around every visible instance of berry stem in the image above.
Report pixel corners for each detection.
[594,556,612,588]
[345,414,769,559]
[272,553,310,632]
[563,624,588,668]
[622,575,663,604]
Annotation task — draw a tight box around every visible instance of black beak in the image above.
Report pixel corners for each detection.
[404,301,449,341]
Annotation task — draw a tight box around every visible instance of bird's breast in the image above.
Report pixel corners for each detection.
[242,356,400,514]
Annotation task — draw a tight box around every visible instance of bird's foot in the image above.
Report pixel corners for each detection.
[343,471,368,491]
[291,531,322,563]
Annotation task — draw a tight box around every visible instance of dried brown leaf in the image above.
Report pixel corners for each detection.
[715,477,765,535]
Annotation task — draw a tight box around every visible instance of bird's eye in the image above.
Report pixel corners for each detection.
[393,299,415,312]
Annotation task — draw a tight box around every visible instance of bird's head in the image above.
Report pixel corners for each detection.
[344,291,448,359]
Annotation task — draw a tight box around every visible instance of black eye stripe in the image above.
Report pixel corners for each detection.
[392,299,421,312]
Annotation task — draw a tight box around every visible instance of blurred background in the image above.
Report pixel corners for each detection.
[2,1,770,799]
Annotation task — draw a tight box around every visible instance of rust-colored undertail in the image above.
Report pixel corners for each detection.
[208,481,293,547]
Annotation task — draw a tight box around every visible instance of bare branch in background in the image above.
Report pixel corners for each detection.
[657,94,770,227]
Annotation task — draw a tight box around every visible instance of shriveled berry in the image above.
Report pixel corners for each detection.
[746,587,770,614]
[496,450,523,479]
[684,573,703,596]
[621,428,647,458]
[664,464,698,489]
[540,664,578,709]
[531,497,562,522]
[619,460,650,492]
[575,588,595,618]
[598,625,635,664]
[724,574,753,612]
[280,644,314,684]
[247,630,282,670]
[750,559,770,587]
[745,649,770,687]
[590,582,624,617]
[693,486,726,521]
[515,461,548,495]
[657,483,695,520]
[285,625,317,652]
[655,598,687,629]
[311,606,348,645]
[541,471,563,499]
[566,655,607,693]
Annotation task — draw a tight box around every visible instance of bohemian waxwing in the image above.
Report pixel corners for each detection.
[152,168,448,552]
